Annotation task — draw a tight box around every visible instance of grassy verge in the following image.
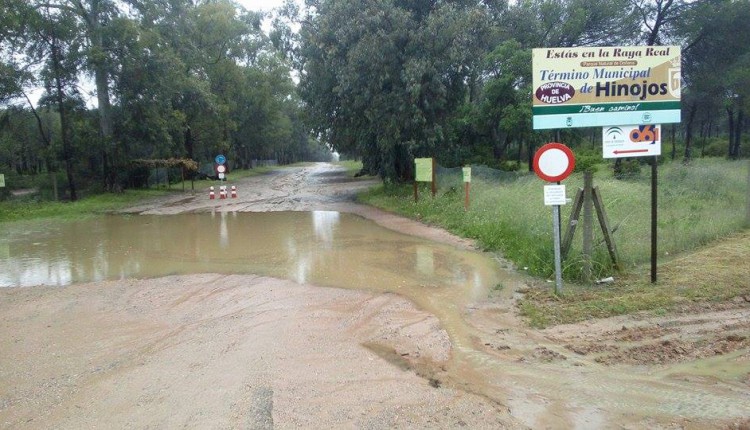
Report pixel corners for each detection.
[333,160,366,176]
[1,165,286,223]
[518,230,750,327]
[360,158,749,279]
[359,158,750,326]
[0,189,173,223]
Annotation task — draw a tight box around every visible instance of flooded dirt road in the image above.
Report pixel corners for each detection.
[1,163,749,429]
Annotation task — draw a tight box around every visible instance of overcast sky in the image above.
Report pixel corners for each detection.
[235,0,289,12]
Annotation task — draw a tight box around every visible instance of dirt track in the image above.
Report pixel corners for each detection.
[2,163,749,429]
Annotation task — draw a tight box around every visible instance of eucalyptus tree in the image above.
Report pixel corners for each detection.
[0,0,87,199]
[18,3,88,200]
[21,0,121,188]
[299,0,494,180]
[678,0,750,159]
[503,0,640,48]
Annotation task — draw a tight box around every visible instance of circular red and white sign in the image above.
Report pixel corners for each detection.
[533,142,575,182]
[216,164,226,173]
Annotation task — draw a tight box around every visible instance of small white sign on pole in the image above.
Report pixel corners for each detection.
[544,185,567,206]
[603,124,662,158]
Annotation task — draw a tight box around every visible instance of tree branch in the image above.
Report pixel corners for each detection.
[21,89,52,147]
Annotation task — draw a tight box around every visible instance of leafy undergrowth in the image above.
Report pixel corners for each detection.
[519,230,750,328]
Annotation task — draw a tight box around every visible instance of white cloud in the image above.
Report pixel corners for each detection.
[234,0,287,12]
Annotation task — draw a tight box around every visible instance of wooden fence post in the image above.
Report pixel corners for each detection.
[583,171,593,282]
[592,186,620,270]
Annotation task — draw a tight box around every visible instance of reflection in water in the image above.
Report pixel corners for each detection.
[416,246,434,277]
[288,211,342,284]
[0,213,501,319]
[219,211,229,249]
[312,210,339,245]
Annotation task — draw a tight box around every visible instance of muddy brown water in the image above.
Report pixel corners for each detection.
[0,211,500,316]
[3,211,749,427]
[0,211,500,381]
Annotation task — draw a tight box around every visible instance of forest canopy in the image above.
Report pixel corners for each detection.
[298,0,750,180]
[1,0,749,196]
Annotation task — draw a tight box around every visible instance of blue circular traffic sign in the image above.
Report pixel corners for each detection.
[215,154,226,165]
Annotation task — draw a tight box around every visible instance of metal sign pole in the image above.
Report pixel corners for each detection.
[651,156,658,283]
[553,204,563,295]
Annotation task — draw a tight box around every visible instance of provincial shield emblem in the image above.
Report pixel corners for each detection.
[668,67,681,98]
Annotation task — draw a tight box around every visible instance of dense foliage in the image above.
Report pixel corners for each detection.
[2,0,749,195]
[0,0,330,199]
[298,0,750,181]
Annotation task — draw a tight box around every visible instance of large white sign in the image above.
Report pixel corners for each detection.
[602,124,662,158]
[532,46,681,129]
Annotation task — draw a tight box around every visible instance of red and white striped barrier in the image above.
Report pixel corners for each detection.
[209,186,215,200]
[231,185,237,198]
[219,185,227,199]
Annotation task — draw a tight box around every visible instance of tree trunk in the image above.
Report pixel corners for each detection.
[728,106,737,159]
[51,40,77,201]
[683,103,697,163]
[492,133,510,161]
[527,141,535,173]
[733,107,744,158]
[670,123,676,160]
[85,0,116,190]
[184,126,194,160]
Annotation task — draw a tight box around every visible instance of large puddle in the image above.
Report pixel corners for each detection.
[0,211,501,318]
[3,211,748,425]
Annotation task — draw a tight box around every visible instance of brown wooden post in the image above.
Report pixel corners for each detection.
[414,181,418,203]
[561,187,584,259]
[464,182,470,211]
[746,159,750,227]
[582,171,594,282]
[592,186,620,269]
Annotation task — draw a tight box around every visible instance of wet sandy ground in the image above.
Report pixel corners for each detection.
[0,275,515,429]
[2,163,749,429]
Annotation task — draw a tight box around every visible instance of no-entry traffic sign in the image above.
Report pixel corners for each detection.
[533,142,576,182]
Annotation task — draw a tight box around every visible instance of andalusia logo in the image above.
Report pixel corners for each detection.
[604,126,626,143]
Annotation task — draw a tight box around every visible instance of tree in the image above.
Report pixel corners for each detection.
[36,5,85,200]
[299,0,494,181]
[679,0,750,159]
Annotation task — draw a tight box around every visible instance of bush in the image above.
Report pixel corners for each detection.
[573,153,600,174]
[613,158,642,179]
[702,137,729,157]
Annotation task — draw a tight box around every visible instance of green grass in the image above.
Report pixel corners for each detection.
[518,230,750,327]
[360,157,750,326]
[0,165,309,223]
[0,189,174,223]
[359,158,750,282]
[333,160,365,176]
